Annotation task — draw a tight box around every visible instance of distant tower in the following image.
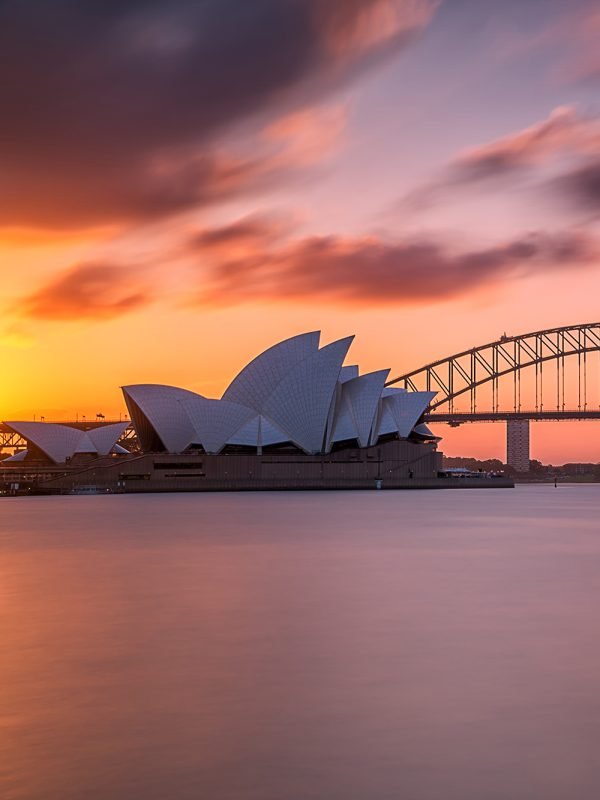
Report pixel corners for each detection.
[507,419,530,472]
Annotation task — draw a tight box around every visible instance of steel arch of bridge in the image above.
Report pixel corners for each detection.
[387,322,600,415]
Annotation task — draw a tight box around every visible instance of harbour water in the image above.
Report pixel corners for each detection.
[2,486,600,799]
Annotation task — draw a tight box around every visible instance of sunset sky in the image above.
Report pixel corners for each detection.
[2,0,599,462]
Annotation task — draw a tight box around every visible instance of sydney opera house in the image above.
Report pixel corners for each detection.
[1,332,452,492]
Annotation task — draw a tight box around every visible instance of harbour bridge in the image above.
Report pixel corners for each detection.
[386,322,600,469]
[2,323,600,470]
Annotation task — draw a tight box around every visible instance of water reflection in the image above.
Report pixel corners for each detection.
[2,487,600,799]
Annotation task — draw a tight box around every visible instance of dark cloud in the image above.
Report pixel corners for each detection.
[0,0,435,229]
[555,159,600,215]
[19,263,151,320]
[189,215,289,250]
[4,151,271,229]
[188,218,597,305]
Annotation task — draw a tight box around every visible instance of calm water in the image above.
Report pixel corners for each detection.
[2,486,600,800]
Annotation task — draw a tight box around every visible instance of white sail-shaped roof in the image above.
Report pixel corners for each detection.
[262,336,354,454]
[178,396,256,454]
[329,370,389,447]
[3,449,29,462]
[3,421,127,464]
[412,422,440,440]
[259,416,291,446]
[224,415,260,447]
[4,422,91,463]
[225,414,290,448]
[372,402,398,439]
[341,369,390,448]
[86,422,129,454]
[6,422,128,464]
[222,331,320,411]
[122,385,199,453]
[339,365,359,383]
[377,390,436,439]
[120,332,439,456]
[73,432,98,454]
[329,402,357,444]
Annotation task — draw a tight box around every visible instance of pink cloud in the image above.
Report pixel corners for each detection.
[400,106,600,213]
[262,103,349,167]
[187,217,598,307]
[19,264,152,321]
[316,0,438,60]
[455,106,600,178]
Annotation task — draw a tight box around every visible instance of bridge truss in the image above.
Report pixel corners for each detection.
[387,323,600,421]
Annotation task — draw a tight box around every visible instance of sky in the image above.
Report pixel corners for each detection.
[1,0,599,463]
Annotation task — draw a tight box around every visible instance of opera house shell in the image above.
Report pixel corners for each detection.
[2,421,129,464]
[1,332,519,493]
[121,332,437,456]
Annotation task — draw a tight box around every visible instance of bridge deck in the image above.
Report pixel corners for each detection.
[426,410,600,423]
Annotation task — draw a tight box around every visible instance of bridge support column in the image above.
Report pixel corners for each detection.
[507,419,530,473]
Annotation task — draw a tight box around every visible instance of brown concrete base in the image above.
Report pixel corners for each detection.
[1,440,514,495]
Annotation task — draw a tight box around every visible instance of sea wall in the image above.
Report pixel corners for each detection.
[1,439,513,494]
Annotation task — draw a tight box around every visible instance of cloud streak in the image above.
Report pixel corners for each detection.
[452,106,599,182]
[0,0,436,230]
[19,264,151,321]
[188,217,598,306]
[561,5,600,85]
[12,213,599,323]
[554,159,600,216]
[401,106,600,212]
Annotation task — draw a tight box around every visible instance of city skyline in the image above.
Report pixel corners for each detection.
[1,0,599,463]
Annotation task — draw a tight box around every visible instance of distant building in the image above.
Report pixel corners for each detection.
[507,419,530,472]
